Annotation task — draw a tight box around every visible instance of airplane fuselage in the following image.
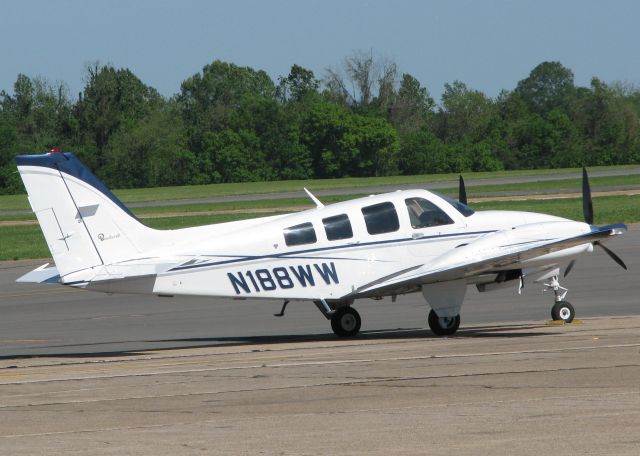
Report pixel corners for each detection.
[72,189,590,302]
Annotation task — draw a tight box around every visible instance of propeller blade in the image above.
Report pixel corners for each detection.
[564,259,577,277]
[582,167,594,224]
[458,175,467,205]
[595,241,628,270]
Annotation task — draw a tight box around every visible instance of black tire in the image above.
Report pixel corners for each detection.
[428,309,460,336]
[551,301,575,323]
[331,307,361,337]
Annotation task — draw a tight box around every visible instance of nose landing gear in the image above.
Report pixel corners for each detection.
[543,274,575,323]
[551,300,575,323]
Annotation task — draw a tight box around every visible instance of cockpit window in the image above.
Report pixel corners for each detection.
[405,197,454,229]
[361,202,400,235]
[323,214,353,241]
[434,192,475,217]
[283,222,317,246]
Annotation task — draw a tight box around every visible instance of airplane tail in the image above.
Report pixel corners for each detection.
[16,151,167,278]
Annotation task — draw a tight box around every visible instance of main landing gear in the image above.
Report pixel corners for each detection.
[331,306,361,337]
[427,309,460,336]
[543,274,575,323]
[312,299,362,337]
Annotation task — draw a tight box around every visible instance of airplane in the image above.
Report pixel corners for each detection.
[15,150,628,337]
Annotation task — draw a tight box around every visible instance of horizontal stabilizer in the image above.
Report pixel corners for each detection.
[16,263,60,284]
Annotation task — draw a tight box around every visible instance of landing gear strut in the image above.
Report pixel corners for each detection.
[428,309,460,336]
[543,274,575,323]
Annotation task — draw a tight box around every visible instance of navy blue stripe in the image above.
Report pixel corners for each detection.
[168,230,495,272]
[15,152,138,220]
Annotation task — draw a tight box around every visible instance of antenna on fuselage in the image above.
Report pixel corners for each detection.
[304,188,324,208]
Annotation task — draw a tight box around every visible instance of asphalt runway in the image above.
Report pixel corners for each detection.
[0,225,638,455]
[0,224,637,358]
[1,316,639,455]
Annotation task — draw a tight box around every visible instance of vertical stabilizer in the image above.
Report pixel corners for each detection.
[16,152,166,278]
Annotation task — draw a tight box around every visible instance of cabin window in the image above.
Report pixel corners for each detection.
[361,202,400,235]
[284,222,317,246]
[323,214,353,241]
[405,197,454,229]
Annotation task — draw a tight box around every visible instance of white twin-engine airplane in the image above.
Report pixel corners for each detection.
[16,151,628,337]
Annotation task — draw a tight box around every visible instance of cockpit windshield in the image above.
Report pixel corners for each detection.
[433,192,475,217]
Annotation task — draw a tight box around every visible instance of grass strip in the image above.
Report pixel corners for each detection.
[2,165,638,212]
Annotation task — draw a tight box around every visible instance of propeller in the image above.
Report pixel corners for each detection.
[582,167,593,225]
[581,167,627,271]
[458,175,467,205]
[563,259,576,278]
[594,240,627,270]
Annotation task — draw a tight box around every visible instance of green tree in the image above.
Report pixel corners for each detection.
[301,102,399,177]
[101,102,196,188]
[276,64,319,104]
[515,61,575,116]
[75,63,162,170]
[577,78,640,165]
[390,73,435,133]
[178,60,275,154]
[233,96,312,180]
[0,107,21,194]
[437,81,495,143]
[203,129,267,183]
[397,130,451,174]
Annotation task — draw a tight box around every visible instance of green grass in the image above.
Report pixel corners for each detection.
[143,212,287,229]
[0,194,30,212]
[464,174,640,195]
[2,172,639,221]
[0,224,50,260]
[474,194,640,224]
[2,164,638,212]
[133,195,357,215]
[2,195,637,261]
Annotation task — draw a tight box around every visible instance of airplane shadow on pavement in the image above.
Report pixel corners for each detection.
[0,322,556,360]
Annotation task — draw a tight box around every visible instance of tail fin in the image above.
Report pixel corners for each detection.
[16,151,165,277]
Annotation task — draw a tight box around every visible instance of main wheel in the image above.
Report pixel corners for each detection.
[551,301,575,323]
[428,309,460,336]
[331,307,361,337]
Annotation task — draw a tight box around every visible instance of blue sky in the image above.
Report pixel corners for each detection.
[1,0,638,103]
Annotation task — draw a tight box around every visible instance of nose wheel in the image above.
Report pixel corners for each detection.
[551,301,575,323]
[542,274,576,323]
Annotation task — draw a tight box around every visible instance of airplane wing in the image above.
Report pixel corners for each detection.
[349,223,627,298]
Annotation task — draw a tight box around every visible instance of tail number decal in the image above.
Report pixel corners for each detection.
[228,262,339,294]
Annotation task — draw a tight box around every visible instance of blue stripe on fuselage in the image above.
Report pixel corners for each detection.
[168,230,495,273]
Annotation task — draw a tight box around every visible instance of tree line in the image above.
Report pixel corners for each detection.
[1,53,639,194]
